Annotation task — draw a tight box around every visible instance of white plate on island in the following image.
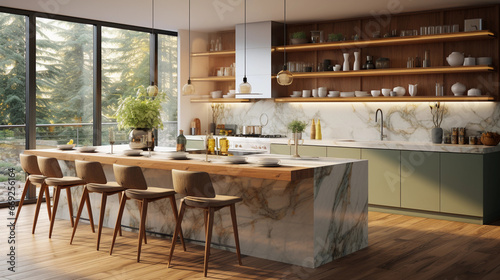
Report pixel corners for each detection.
[225,156,247,164]
[78,146,97,153]
[165,151,189,160]
[256,157,281,167]
[123,149,142,156]
[57,144,75,150]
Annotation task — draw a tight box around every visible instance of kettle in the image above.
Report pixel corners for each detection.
[446,52,465,67]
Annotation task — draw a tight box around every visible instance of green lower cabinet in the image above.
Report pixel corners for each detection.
[440,153,483,217]
[186,139,205,150]
[270,144,291,155]
[362,149,401,207]
[326,147,361,159]
[400,151,440,212]
[298,145,327,157]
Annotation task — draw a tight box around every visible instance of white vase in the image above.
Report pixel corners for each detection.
[353,51,360,71]
[343,53,350,71]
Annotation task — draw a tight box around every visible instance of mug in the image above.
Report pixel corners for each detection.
[334,64,341,71]
[463,57,476,66]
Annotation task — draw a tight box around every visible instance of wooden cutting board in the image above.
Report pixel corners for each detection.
[194,118,201,135]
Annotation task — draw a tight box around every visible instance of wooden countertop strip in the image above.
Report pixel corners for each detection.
[24,149,314,181]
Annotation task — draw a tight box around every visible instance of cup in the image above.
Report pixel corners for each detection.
[443,25,451,33]
[463,57,476,66]
[302,90,311,98]
[292,90,301,97]
[435,26,443,34]
[312,89,318,97]
[381,88,391,96]
[427,26,435,35]
[420,26,427,36]
[452,24,459,33]
[371,90,381,97]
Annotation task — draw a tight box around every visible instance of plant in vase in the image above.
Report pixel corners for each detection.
[429,102,446,144]
[287,119,307,157]
[290,31,308,45]
[114,85,167,150]
[210,103,225,134]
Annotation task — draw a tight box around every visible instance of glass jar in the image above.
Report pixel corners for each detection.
[375,57,390,69]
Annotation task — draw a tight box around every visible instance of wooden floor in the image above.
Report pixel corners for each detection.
[3,204,500,280]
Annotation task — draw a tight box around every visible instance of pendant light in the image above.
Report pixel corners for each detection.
[238,0,252,93]
[182,0,195,95]
[147,0,159,97]
[276,0,293,86]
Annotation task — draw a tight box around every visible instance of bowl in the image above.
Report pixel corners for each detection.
[477,57,493,65]
[328,91,340,97]
[123,149,142,156]
[211,91,222,98]
[481,132,500,146]
[302,90,311,98]
[355,91,369,97]
[291,90,301,97]
[225,156,247,164]
[318,91,328,97]
[57,144,75,150]
[78,146,96,153]
[165,151,188,159]
[371,90,381,97]
[340,92,355,98]
[381,88,391,96]
[467,88,481,96]
[257,157,280,166]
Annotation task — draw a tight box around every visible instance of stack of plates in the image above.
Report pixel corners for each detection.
[355,91,369,97]
[57,144,75,150]
[225,156,247,164]
[123,149,142,156]
[340,92,355,98]
[256,157,281,167]
[78,146,96,153]
[165,151,189,160]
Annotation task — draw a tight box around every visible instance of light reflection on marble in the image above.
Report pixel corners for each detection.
[54,159,368,268]
[219,101,500,142]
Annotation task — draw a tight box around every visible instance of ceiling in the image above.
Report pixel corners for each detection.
[2,0,500,32]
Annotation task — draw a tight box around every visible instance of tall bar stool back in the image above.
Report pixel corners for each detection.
[37,156,85,238]
[16,154,51,230]
[169,169,242,277]
[113,165,148,190]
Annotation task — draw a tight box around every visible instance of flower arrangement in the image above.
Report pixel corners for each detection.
[429,102,445,128]
[115,85,167,130]
[287,120,307,133]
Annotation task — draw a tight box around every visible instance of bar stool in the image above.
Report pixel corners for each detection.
[71,160,125,250]
[15,154,51,233]
[37,156,86,238]
[110,164,186,262]
[168,169,243,277]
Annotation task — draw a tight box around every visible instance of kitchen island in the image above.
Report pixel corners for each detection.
[24,147,368,268]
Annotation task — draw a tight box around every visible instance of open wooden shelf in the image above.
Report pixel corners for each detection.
[190,76,235,82]
[190,97,251,103]
[272,65,494,79]
[191,50,235,57]
[274,96,496,103]
[274,31,495,53]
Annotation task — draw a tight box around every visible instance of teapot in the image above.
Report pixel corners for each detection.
[451,82,466,96]
[408,84,418,96]
[393,86,406,96]
[446,52,465,66]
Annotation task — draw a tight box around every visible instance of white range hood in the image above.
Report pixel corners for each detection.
[235,21,286,99]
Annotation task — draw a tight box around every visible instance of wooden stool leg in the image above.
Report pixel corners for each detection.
[204,207,215,277]
[117,192,123,236]
[49,187,61,238]
[96,193,107,251]
[14,178,31,225]
[139,201,147,245]
[110,194,127,255]
[230,204,242,265]
[85,190,95,233]
[137,199,148,262]
[168,201,186,267]
[32,183,47,234]
[204,210,210,256]
[169,196,186,251]
[66,187,74,227]
[70,187,88,244]
[44,186,52,220]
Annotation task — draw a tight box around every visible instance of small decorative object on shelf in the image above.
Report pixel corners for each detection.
[430,102,446,144]
[343,53,350,71]
[291,31,307,45]
[481,131,500,146]
[353,51,361,71]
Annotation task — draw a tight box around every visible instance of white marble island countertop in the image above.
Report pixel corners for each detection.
[271,138,500,154]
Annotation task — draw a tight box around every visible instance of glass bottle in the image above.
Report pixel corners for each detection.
[176,130,186,152]
[423,50,430,67]
[207,133,215,154]
[219,136,229,156]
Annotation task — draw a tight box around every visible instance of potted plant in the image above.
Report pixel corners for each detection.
[290,31,308,45]
[287,120,307,157]
[429,102,445,143]
[115,85,166,150]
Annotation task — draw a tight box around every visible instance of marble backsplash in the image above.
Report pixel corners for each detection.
[215,101,500,142]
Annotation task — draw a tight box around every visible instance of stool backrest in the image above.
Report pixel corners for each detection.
[37,156,63,178]
[171,169,215,198]
[75,160,107,184]
[20,154,42,175]
[113,164,147,190]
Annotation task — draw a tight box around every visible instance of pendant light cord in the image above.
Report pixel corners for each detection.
[283,0,287,69]
[188,0,192,83]
[244,0,247,80]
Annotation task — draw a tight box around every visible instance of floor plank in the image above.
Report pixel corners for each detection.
[2,204,500,279]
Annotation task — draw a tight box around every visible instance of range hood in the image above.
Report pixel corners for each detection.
[235,21,286,99]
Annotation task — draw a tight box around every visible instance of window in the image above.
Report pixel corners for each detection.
[158,34,178,147]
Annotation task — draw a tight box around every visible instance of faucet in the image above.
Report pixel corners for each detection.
[375,109,387,141]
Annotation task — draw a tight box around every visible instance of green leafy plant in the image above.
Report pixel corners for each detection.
[328,33,344,42]
[292,31,307,39]
[287,120,307,133]
[115,85,167,130]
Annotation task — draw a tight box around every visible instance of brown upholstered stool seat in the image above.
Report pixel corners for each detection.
[184,195,242,208]
[87,181,123,193]
[44,176,84,186]
[125,187,176,200]
[28,174,47,185]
